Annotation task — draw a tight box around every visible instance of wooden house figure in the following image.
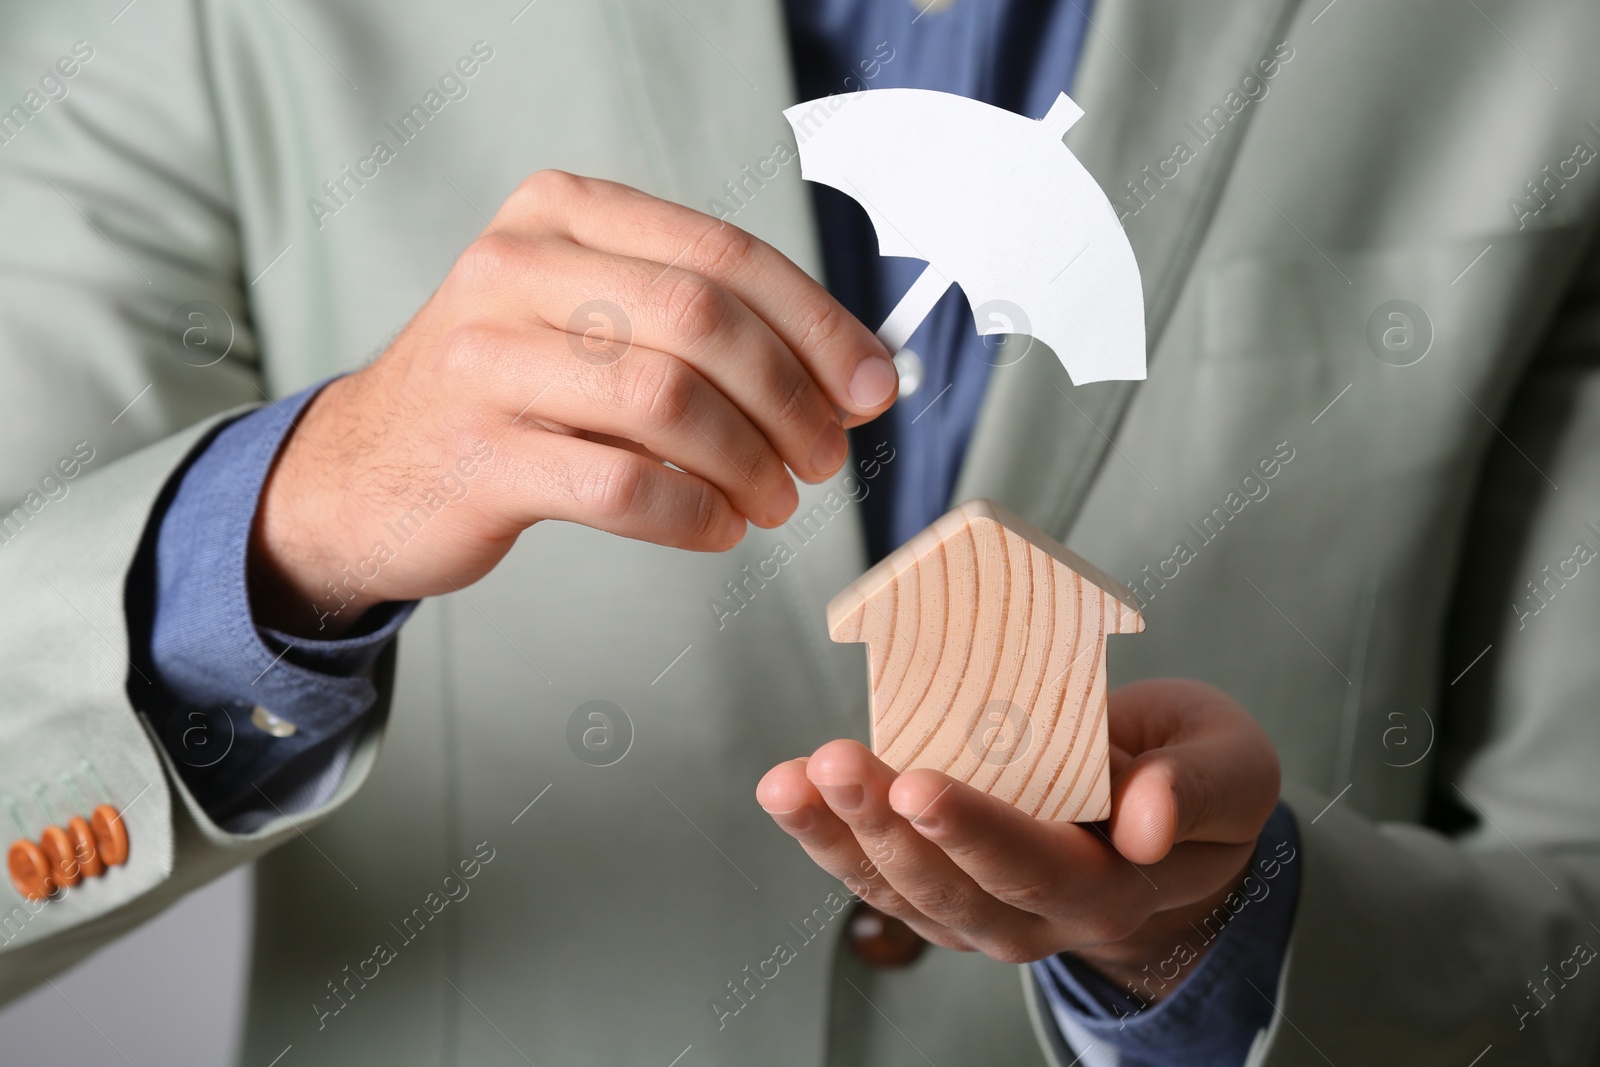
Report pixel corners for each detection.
[828,499,1144,822]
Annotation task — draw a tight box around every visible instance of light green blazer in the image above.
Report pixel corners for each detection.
[3,1,1599,1064]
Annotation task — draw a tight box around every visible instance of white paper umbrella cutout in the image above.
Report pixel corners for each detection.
[783,89,1146,386]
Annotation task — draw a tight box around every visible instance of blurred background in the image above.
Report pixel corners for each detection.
[0,866,251,1066]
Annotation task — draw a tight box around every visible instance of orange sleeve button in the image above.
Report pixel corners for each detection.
[66,816,104,879]
[38,825,80,888]
[90,804,128,867]
[7,840,52,902]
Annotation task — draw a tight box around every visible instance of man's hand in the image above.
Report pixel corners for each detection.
[250,171,898,636]
[756,679,1281,999]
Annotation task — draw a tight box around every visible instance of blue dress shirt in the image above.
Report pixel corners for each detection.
[1033,803,1301,1067]
[785,0,1101,555]
[130,2,1302,1062]
[131,382,414,832]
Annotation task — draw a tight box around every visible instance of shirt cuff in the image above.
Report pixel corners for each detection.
[137,379,416,827]
[1031,802,1302,1067]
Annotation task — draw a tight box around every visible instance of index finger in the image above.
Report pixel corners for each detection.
[508,171,899,425]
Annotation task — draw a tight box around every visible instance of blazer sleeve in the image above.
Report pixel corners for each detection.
[1251,235,1600,1066]
[0,2,389,1002]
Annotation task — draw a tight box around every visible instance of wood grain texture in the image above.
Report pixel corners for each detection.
[828,500,1143,821]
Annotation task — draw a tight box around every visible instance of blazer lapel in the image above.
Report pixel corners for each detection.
[953,0,1306,539]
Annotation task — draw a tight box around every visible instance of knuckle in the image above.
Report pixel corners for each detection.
[770,370,816,432]
[857,884,914,916]
[795,297,847,360]
[456,236,525,285]
[987,877,1056,913]
[687,480,726,544]
[437,324,505,381]
[575,454,649,524]
[842,864,883,899]
[737,446,775,495]
[688,220,758,279]
[515,168,583,209]
[909,881,975,926]
[660,273,731,347]
[629,357,695,435]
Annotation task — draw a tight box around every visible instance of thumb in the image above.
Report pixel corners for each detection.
[1104,680,1280,865]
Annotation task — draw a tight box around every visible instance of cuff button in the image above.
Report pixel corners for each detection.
[90,805,129,867]
[67,815,104,879]
[7,840,52,901]
[38,826,80,888]
[251,705,298,738]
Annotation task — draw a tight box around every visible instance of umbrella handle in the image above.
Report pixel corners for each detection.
[875,265,951,356]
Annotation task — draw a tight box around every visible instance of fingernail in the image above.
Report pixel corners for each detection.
[809,421,848,475]
[722,511,747,544]
[767,478,799,526]
[849,355,897,409]
[764,805,814,833]
[891,798,939,833]
[817,783,864,812]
